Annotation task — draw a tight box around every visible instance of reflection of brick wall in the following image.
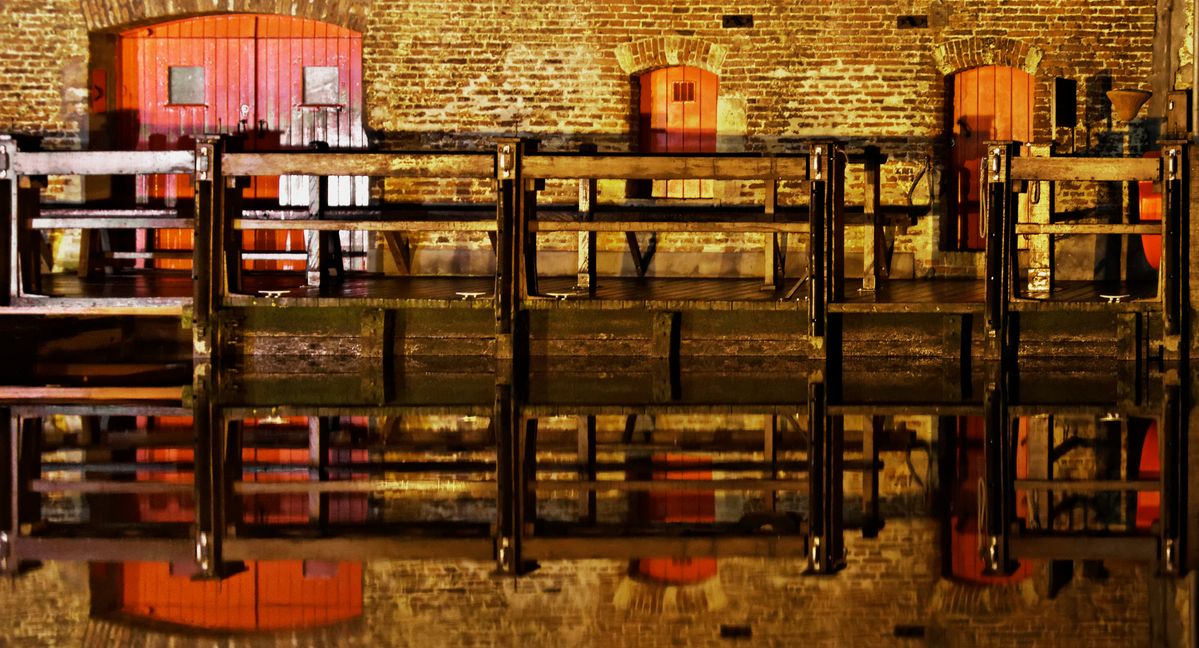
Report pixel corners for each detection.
[0,522,1166,646]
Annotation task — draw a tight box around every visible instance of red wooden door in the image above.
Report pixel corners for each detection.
[951,66,1034,249]
[639,66,718,198]
[118,15,365,271]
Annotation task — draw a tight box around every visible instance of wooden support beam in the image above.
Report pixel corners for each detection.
[577,143,597,294]
[860,145,883,293]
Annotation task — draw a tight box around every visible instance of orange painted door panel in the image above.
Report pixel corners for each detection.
[639,66,718,198]
[118,15,365,271]
[634,453,718,584]
[952,66,1034,249]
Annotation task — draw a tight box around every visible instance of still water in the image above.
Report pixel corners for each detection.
[0,358,1184,646]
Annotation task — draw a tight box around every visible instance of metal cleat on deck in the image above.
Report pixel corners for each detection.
[456,291,487,300]
[1100,294,1130,304]
[257,290,289,299]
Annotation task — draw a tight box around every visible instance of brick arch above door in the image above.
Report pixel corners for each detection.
[82,0,371,34]
[615,36,728,77]
[933,36,1044,77]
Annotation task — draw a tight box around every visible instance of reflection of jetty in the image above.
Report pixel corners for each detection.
[0,355,1184,585]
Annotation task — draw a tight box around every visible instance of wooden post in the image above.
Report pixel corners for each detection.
[860,146,883,293]
[984,142,1016,348]
[808,143,828,338]
[305,141,339,288]
[17,178,43,296]
[193,136,226,358]
[1161,141,1188,340]
[577,143,597,294]
[495,138,523,370]
[764,176,779,290]
[1,135,18,306]
[1023,143,1054,295]
[827,143,846,308]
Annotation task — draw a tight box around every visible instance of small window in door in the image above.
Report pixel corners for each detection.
[167,66,205,105]
[672,81,695,103]
[303,66,340,105]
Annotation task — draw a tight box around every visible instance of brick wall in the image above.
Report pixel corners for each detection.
[0,0,1178,276]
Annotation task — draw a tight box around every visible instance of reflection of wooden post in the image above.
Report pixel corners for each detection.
[577,144,597,294]
[577,416,596,523]
[764,415,777,513]
[1024,144,1054,295]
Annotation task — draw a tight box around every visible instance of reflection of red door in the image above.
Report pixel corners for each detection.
[634,454,718,584]
[639,66,718,199]
[951,66,1034,249]
[949,417,1033,584]
[117,15,366,270]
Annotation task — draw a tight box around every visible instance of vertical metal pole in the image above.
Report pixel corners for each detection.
[765,415,778,513]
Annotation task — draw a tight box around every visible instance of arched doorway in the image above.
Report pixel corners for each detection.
[949,65,1034,250]
[114,14,367,271]
[638,66,718,199]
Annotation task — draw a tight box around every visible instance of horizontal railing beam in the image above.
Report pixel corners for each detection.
[14,150,195,176]
[222,152,495,178]
[1010,157,1159,182]
[522,154,809,180]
